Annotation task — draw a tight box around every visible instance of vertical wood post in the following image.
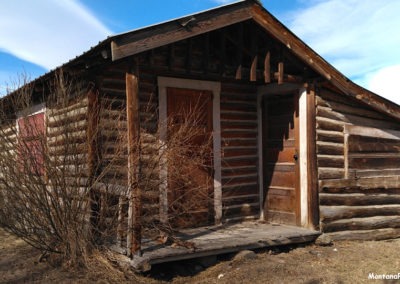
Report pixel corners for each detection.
[264,51,271,83]
[278,62,284,85]
[250,55,258,82]
[306,85,319,229]
[126,73,142,257]
[117,196,125,247]
[87,88,101,237]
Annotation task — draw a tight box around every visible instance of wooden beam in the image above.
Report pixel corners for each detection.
[264,51,271,83]
[306,86,319,229]
[220,30,226,76]
[111,6,252,61]
[126,73,142,257]
[250,4,400,120]
[203,33,210,75]
[235,23,244,80]
[87,88,101,237]
[278,62,284,85]
[250,55,258,82]
[117,196,126,247]
[235,65,242,80]
[87,88,100,183]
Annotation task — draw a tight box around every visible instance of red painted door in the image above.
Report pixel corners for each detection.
[166,87,213,228]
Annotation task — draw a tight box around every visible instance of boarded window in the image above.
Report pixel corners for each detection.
[17,112,45,175]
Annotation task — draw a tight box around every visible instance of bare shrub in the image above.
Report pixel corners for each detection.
[0,71,214,264]
[0,72,123,266]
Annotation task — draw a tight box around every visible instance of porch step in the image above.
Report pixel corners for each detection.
[117,222,320,272]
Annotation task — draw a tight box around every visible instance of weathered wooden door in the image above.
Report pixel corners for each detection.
[166,87,213,228]
[262,93,300,225]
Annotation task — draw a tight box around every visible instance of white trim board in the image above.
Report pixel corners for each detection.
[157,77,222,224]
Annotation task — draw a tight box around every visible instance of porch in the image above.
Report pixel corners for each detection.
[113,221,320,272]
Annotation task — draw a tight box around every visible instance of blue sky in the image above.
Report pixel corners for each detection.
[1,0,399,104]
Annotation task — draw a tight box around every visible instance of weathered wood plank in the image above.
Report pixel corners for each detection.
[126,73,142,257]
[316,141,344,155]
[112,6,253,60]
[316,129,344,143]
[345,124,400,139]
[319,176,400,192]
[126,222,319,272]
[318,167,344,180]
[319,193,400,206]
[316,117,344,132]
[321,228,400,241]
[321,215,400,233]
[317,155,344,168]
[320,205,400,222]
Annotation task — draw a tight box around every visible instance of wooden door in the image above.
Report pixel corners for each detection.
[166,87,213,228]
[262,93,300,225]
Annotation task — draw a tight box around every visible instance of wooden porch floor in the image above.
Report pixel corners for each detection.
[119,221,320,271]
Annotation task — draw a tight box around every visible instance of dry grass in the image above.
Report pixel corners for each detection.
[2,227,400,283]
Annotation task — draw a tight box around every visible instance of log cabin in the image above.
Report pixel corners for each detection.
[2,0,400,267]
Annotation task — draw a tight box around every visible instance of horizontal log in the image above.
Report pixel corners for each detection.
[316,141,344,155]
[221,121,257,131]
[316,95,387,120]
[348,169,400,178]
[318,167,344,180]
[345,124,400,140]
[349,156,400,170]
[220,102,257,112]
[316,91,359,108]
[222,165,257,178]
[222,184,258,198]
[316,106,348,122]
[349,143,400,154]
[222,175,258,186]
[321,215,400,233]
[317,155,344,168]
[316,117,344,132]
[48,98,88,116]
[316,129,344,143]
[319,176,400,192]
[320,205,400,222]
[319,193,400,206]
[321,228,400,241]
[220,112,257,121]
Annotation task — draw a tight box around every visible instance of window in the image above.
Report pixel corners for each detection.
[17,108,45,175]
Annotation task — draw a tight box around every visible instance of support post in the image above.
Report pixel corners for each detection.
[264,51,271,83]
[306,85,319,229]
[126,73,142,257]
[250,55,258,82]
[87,88,100,238]
[278,62,284,85]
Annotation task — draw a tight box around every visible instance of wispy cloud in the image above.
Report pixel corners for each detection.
[0,0,111,70]
[285,0,400,104]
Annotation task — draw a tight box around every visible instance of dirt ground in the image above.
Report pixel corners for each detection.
[1,228,399,284]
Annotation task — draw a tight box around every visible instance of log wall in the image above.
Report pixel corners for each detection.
[47,97,89,188]
[97,63,160,242]
[220,83,259,222]
[316,88,400,240]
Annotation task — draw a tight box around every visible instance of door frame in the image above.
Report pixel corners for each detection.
[257,84,318,229]
[158,77,222,225]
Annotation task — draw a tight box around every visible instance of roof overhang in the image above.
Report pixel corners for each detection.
[109,0,400,120]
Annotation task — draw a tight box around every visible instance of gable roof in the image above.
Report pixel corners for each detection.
[7,0,400,120]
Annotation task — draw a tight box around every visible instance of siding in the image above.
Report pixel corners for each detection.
[316,88,400,240]
[220,83,259,222]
